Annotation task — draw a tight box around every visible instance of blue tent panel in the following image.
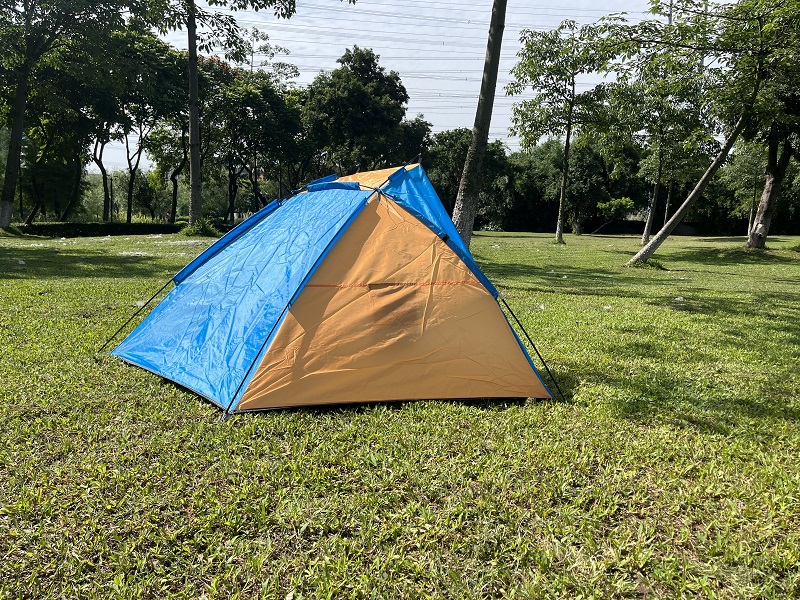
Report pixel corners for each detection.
[112,187,373,407]
[307,181,361,192]
[173,200,280,285]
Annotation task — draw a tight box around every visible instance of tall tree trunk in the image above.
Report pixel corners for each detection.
[126,171,135,224]
[747,136,793,249]
[227,156,238,225]
[247,165,266,207]
[18,156,24,220]
[451,0,507,248]
[642,142,664,245]
[170,154,187,224]
[663,180,674,225]
[747,184,758,236]
[124,133,143,225]
[555,107,573,244]
[25,166,44,225]
[93,139,111,222]
[627,113,748,265]
[0,64,31,228]
[60,155,83,221]
[187,0,203,225]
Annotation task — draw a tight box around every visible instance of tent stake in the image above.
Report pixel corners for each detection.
[500,297,567,402]
[98,279,173,353]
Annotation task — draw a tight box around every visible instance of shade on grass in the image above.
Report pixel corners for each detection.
[1,232,798,598]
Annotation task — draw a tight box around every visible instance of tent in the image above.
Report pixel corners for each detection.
[112,164,552,412]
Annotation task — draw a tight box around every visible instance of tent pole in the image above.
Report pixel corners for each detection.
[98,279,174,353]
[499,297,566,402]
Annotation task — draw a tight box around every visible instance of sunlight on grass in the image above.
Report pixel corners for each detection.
[1,232,798,598]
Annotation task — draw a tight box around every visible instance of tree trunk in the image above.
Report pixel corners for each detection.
[555,109,573,244]
[747,184,758,236]
[93,139,111,222]
[124,128,144,224]
[227,157,238,225]
[126,170,135,224]
[17,157,24,220]
[247,164,267,207]
[25,169,44,225]
[642,142,664,245]
[450,0,507,248]
[0,64,31,228]
[747,136,793,249]
[170,154,187,224]
[60,155,83,221]
[187,0,203,225]
[627,113,748,265]
[663,180,674,226]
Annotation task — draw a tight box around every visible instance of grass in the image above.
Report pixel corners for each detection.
[1,231,799,598]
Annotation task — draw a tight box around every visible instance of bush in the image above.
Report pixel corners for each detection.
[182,218,221,238]
[15,222,184,238]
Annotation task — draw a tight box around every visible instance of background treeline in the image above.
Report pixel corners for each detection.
[1,1,798,237]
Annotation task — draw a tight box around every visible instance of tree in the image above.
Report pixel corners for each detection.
[508,20,610,243]
[146,49,190,223]
[114,30,184,223]
[450,0,506,248]
[148,0,355,226]
[303,47,416,175]
[719,140,767,233]
[425,128,509,226]
[743,61,800,248]
[566,139,610,234]
[609,0,800,264]
[506,140,563,232]
[602,61,707,244]
[217,69,301,221]
[0,0,137,228]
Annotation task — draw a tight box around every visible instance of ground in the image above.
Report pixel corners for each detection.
[0,232,798,598]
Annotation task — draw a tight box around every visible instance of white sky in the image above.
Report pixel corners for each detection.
[100,0,651,172]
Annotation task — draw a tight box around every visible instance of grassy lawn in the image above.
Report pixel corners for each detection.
[1,231,798,598]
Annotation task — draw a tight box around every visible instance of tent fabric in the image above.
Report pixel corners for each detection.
[379,165,498,297]
[307,181,361,192]
[112,164,552,412]
[112,187,373,407]
[237,195,550,411]
[336,166,401,189]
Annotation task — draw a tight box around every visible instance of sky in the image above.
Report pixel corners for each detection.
[100,0,651,172]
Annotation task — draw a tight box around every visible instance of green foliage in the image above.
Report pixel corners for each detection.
[506,140,563,231]
[181,217,222,237]
[598,196,635,221]
[15,222,182,237]
[507,20,611,148]
[567,141,611,233]
[303,46,429,174]
[1,232,799,597]
[425,128,509,225]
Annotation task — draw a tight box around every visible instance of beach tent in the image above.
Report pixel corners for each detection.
[112,164,552,412]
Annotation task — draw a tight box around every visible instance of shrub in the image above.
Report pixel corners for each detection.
[182,218,222,238]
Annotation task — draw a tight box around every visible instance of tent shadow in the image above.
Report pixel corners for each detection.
[221,395,561,420]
